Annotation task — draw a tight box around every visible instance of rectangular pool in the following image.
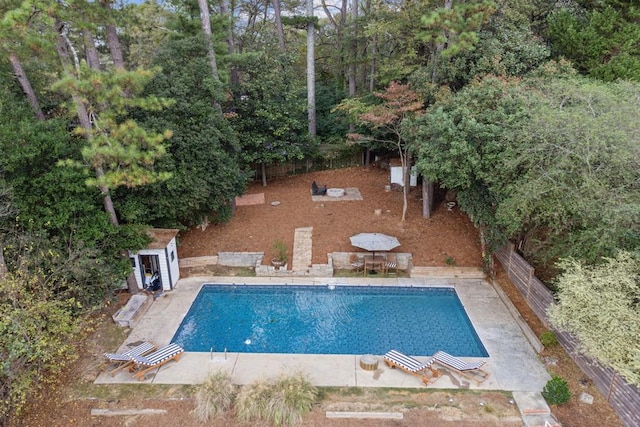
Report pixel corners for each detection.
[171,285,488,357]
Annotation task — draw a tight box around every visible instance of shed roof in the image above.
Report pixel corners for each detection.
[146,228,179,250]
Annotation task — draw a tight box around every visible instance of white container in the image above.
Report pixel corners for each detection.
[390,166,417,186]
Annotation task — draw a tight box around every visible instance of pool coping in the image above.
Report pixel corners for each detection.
[96,275,551,394]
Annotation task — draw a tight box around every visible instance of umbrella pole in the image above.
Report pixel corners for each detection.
[370,251,376,275]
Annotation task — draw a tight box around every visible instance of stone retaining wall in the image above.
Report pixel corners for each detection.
[180,252,417,277]
[218,252,264,267]
[255,255,334,277]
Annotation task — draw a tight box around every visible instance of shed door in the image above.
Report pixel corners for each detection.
[139,254,162,289]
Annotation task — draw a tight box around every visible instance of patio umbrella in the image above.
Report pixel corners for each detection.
[349,232,400,258]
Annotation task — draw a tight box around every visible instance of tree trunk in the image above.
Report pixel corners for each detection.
[321,0,339,29]
[83,31,101,70]
[198,0,220,81]
[272,0,285,51]
[401,153,411,222]
[56,20,80,72]
[348,0,357,98]
[106,25,124,68]
[261,162,267,187]
[100,0,125,69]
[422,179,434,218]
[9,53,45,120]
[220,0,239,85]
[431,0,453,83]
[369,35,377,92]
[0,242,7,280]
[306,0,316,137]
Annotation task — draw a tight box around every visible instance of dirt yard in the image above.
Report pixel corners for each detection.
[11,167,624,427]
[178,166,483,267]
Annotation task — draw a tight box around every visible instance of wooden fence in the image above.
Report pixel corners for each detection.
[251,152,362,181]
[495,244,640,427]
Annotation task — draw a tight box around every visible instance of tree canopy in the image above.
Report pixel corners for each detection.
[116,35,246,227]
[409,69,640,265]
[549,252,640,386]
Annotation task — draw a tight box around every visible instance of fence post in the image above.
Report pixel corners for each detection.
[507,243,515,275]
[607,372,616,402]
[526,266,534,300]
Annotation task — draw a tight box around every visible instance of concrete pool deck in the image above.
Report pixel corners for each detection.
[96,276,559,424]
[96,276,550,394]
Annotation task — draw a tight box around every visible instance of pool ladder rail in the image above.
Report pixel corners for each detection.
[210,347,228,360]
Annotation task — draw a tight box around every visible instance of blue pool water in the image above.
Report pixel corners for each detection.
[171,285,488,357]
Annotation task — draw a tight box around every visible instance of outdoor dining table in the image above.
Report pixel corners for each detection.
[364,255,386,275]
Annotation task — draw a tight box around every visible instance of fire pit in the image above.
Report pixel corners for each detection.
[326,188,345,197]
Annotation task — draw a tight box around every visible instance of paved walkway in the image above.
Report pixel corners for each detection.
[292,227,313,271]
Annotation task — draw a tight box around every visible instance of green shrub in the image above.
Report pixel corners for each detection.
[273,239,288,263]
[0,271,80,422]
[540,330,558,347]
[235,372,317,426]
[192,370,236,422]
[542,376,571,405]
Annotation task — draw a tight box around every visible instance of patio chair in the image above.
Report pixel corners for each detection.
[102,341,157,377]
[350,253,365,274]
[385,253,398,275]
[129,343,185,381]
[433,350,489,385]
[383,349,441,385]
[311,180,327,196]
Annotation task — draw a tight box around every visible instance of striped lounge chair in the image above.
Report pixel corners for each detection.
[102,341,156,376]
[384,253,398,275]
[433,350,489,385]
[383,349,441,385]
[129,343,185,381]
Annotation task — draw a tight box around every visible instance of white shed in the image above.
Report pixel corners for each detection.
[130,228,180,291]
[390,166,418,187]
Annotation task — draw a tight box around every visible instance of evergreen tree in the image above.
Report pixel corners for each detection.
[117,36,246,227]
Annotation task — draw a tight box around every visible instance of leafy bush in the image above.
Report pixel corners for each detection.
[235,372,317,426]
[192,370,236,422]
[0,271,80,423]
[549,252,640,386]
[542,376,571,405]
[540,331,558,347]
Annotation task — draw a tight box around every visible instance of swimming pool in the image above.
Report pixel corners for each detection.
[171,285,488,357]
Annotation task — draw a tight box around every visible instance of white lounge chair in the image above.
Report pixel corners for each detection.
[102,341,156,376]
[383,349,441,385]
[433,350,489,385]
[129,343,185,381]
